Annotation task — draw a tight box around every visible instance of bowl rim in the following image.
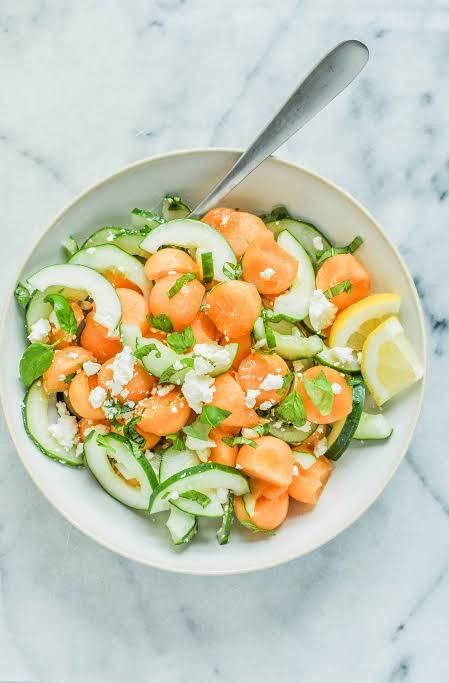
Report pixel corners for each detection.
[0,147,427,575]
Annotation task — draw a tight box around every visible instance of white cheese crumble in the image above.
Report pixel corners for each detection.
[235,463,243,470]
[108,346,135,395]
[216,487,229,503]
[331,346,359,365]
[84,424,109,437]
[173,360,184,371]
[48,401,79,451]
[67,352,79,359]
[313,235,324,251]
[298,420,312,432]
[167,270,177,275]
[196,448,210,463]
[259,400,273,411]
[244,388,260,409]
[181,370,215,413]
[193,343,231,368]
[260,267,275,280]
[331,382,342,395]
[83,361,101,376]
[242,427,258,439]
[259,373,284,391]
[193,355,214,375]
[88,386,107,409]
[253,338,267,349]
[86,247,96,254]
[221,214,230,226]
[308,289,338,333]
[27,318,51,343]
[185,435,216,451]
[155,383,174,397]
[314,437,328,458]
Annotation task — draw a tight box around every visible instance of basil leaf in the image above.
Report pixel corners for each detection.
[222,261,243,280]
[179,490,211,508]
[183,421,212,442]
[19,343,54,388]
[262,309,299,324]
[200,405,231,427]
[167,273,196,299]
[166,433,186,450]
[274,390,306,427]
[102,397,132,422]
[64,372,76,383]
[239,520,275,535]
[302,370,334,416]
[280,372,293,392]
[44,293,77,335]
[96,434,114,451]
[159,357,194,383]
[251,423,270,436]
[316,236,363,267]
[15,282,31,311]
[133,343,161,360]
[260,206,290,223]
[146,313,173,333]
[262,310,277,349]
[123,416,145,448]
[323,280,352,300]
[166,326,195,353]
[222,436,257,448]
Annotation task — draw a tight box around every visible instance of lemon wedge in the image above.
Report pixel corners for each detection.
[329,293,401,350]
[361,316,423,405]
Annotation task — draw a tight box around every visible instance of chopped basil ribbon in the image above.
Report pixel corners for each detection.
[146,313,173,333]
[302,370,334,416]
[324,280,352,300]
[166,326,195,353]
[167,273,196,298]
[316,236,364,267]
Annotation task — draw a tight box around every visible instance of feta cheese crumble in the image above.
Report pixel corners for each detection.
[193,343,231,368]
[173,360,184,371]
[331,346,358,365]
[259,373,284,391]
[193,355,214,375]
[259,401,273,411]
[253,338,267,349]
[313,437,328,458]
[260,267,275,280]
[88,386,107,409]
[181,370,215,413]
[108,346,135,395]
[244,389,260,409]
[308,289,337,333]
[242,427,258,439]
[235,463,243,470]
[155,383,174,397]
[313,235,324,251]
[67,352,79,359]
[331,382,342,395]
[185,435,216,451]
[48,401,79,451]
[27,318,51,343]
[83,361,101,376]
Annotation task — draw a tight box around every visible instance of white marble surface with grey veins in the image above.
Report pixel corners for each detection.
[0,1,448,682]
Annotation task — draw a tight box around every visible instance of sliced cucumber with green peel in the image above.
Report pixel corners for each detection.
[23,381,83,466]
[27,264,121,336]
[253,317,322,360]
[162,196,191,222]
[217,491,234,545]
[273,231,316,321]
[84,431,157,509]
[265,216,331,267]
[315,345,361,374]
[172,491,223,518]
[159,447,200,482]
[26,285,85,332]
[166,505,197,545]
[69,244,151,298]
[82,226,152,257]
[353,412,392,440]
[140,218,237,282]
[196,342,239,377]
[326,382,365,460]
[149,463,249,514]
[136,337,180,378]
[268,421,317,443]
[131,208,165,229]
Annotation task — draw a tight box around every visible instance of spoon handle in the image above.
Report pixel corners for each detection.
[192,40,368,217]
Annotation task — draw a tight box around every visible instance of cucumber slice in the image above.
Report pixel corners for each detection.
[23,381,83,466]
[82,226,151,257]
[172,491,223,518]
[253,317,322,360]
[69,244,151,299]
[140,218,237,282]
[325,382,365,461]
[194,342,238,377]
[27,264,121,336]
[265,217,331,266]
[353,412,393,440]
[315,345,361,374]
[159,448,200,482]
[217,491,234,545]
[131,208,165,229]
[149,463,249,514]
[273,231,315,321]
[268,421,317,443]
[166,505,197,545]
[120,323,141,351]
[84,431,157,509]
[136,337,180,378]
[162,196,191,222]
[144,451,161,482]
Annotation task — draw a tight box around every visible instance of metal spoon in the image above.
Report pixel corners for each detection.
[192,40,369,216]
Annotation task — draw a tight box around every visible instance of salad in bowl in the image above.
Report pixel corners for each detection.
[15,195,423,547]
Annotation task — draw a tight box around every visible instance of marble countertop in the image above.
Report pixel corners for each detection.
[1,1,448,681]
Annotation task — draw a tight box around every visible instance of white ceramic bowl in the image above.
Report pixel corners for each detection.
[0,149,426,574]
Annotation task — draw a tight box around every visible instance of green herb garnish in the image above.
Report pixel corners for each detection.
[274,389,306,427]
[166,326,195,353]
[316,236,363,266]
[146,313,173,333]
[239,520,275,535]
[15,282,31,311]
[159,357,194,383]
[133,343,162,360]
[222,261,243,280]
[302,370,334,416]
[179,490,211,508]
[19,343,54,388]
[44,293,77,335]
[222,436,257,448]
[167,273,196,299]
[166,433,186,450]
[323,280,352,300]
